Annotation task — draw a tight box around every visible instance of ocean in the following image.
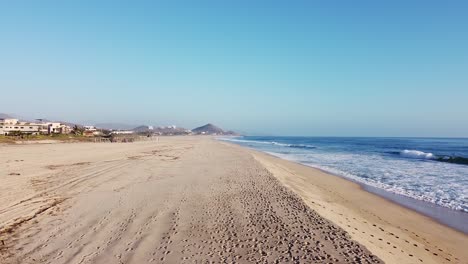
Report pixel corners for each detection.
[219,136,468,232]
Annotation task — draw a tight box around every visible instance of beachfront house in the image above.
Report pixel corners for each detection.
[84,126,97,131]
[110,130,134,135]
[47,122,71,134]
[48,122,61,134]
[0,119,41,135]
[0,118,72,136]
[82,126,102,136]
[38,121,71,135]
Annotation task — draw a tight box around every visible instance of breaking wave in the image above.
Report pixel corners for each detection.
[395,150,468,166]
[400,150,435,159]
[219,138,315,149]
[288,144,316,149]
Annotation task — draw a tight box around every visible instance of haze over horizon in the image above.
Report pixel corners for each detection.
[1,1,467,137]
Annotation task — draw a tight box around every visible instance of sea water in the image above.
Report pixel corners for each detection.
[220,136,468,232]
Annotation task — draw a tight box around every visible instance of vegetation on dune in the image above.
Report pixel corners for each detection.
[0,135,17,144]
[72,125,85,136]
[0,133,92,144]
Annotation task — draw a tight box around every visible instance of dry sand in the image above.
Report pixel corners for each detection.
[0,137,465,263]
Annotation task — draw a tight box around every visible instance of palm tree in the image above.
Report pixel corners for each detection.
[72,125,84,136]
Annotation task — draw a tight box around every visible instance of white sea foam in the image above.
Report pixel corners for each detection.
[267,151,468,212]
[218,138,314,149]
[400,150,435,159]
[219,137,272,144]
[221,137,468,213]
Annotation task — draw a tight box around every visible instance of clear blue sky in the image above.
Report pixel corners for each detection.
[1,0,467,137]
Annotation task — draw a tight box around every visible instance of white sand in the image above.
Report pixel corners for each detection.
[0,137,465,263]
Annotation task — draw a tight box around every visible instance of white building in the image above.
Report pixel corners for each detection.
[84,126,97,131]
[0,118,71,135]
[0,119,41,135]
[37,121,71,134]
[48,122,62,134]
[111,130,134,135]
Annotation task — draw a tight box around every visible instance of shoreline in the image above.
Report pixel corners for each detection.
[287,156,468,234]
[361,184,468,234]
[221,141,468,263]
[228,142,468,234]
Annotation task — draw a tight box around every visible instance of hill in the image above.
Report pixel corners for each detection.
[0,113,15,119]
[192,123,224,135]
[132,125,191,135]
[191,123,238,135]
[153,126,190,135]
[133,125,154,133]
[95,123,136,130]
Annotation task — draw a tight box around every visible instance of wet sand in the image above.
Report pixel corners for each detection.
[0,137,465,263]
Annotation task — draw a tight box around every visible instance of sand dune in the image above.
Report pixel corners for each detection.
[0,137,465,263]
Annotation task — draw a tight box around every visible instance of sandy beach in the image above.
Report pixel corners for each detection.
[0,137,466,263]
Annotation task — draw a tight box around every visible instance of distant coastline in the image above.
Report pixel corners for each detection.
[1,113,239,144]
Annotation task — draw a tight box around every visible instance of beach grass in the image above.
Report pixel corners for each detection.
[0,134,92,144]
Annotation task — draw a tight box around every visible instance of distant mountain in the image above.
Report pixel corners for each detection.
[59,121,82,127]
[191,123,238,135]
[225,130,241,136]
[133,125,154,133]
[95,123,136,130]
[153,126,190,134]
[131,125,191,135]
[0,114,80,127]
[192,123,224,134]
[0,113,15,119]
